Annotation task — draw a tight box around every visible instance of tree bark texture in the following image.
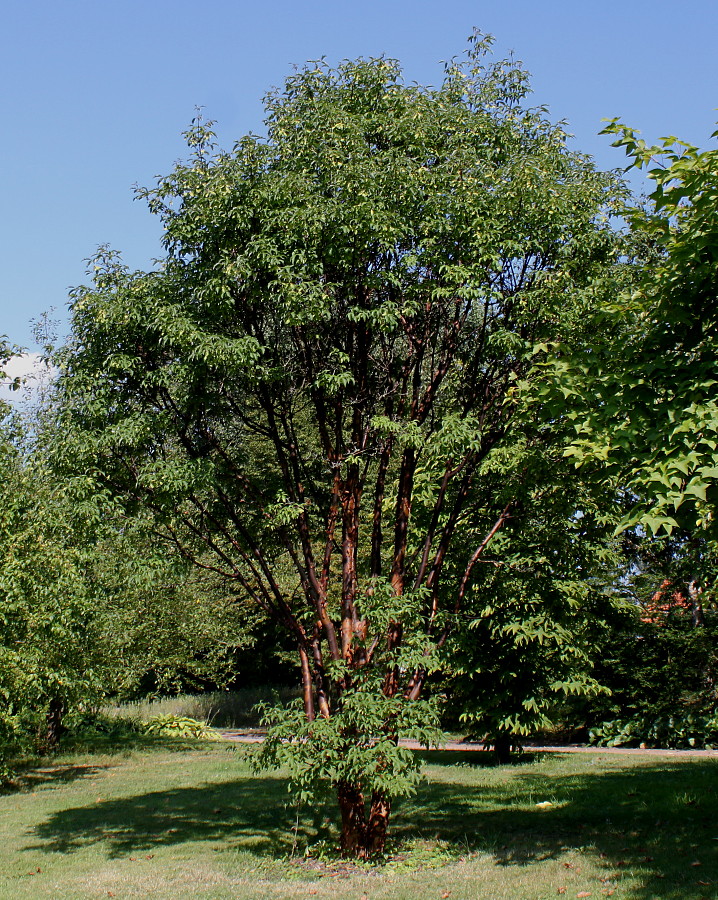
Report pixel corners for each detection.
[337,781,392,859]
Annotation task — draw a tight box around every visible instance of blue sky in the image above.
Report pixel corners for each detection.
[1,0,716,351]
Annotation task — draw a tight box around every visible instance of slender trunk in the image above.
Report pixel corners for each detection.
[299,644,315,721]
[310,631,331,718]
[341,465,362,659]
[370,440,391,579]
[391,448,416,596]
[688,579,704,628]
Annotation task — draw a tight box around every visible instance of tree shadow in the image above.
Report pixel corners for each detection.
[395,756,718,900]
[416,748,540,768]
[27,776,326,857]
[24,754,718,899]
[3,763,110,795]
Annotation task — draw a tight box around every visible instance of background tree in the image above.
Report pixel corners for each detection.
[558,123,718,548]
[55,36,620,856]
[577,525,718,748]
[0,411,97,771]
[440,429,621,759]
[0,392,256,781]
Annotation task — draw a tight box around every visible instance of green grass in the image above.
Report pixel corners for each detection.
[104,687,299,729]
[1,740,716,899]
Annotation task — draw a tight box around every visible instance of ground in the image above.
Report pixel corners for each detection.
[1,741,716,899]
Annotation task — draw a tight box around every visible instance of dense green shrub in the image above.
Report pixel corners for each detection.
[578,601,717,747]
[589,712,718,749]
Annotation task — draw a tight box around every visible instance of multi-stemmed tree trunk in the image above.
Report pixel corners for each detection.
[56,35,618,857]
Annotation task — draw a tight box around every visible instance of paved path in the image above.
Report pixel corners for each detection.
[216,730,718,758]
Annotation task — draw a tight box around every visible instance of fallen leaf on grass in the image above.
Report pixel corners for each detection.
[577,893,592,898]
[145,854,154,860]
[691,861,702,867]
[697,880,713,886]
[557,890,566,896]
[441,892,451,898]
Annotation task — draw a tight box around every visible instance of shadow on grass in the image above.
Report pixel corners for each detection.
[61,732,216,755]
[416,748,540,768]
[2,734,219,798]
[26,753,718,900]
[2,763,110,795]
[27,775,312,857]
[397,756,718,900]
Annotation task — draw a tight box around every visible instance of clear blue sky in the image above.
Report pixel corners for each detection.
[2,0,716,350]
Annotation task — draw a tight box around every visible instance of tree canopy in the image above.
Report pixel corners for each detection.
[54,36,621,856]
[555,122,718,544]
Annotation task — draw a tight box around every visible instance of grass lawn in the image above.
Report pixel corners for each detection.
[1,740,716,900]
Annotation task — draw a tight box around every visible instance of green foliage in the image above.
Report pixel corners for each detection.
[441,433,621,740]
[571,534,718,747]
[105,687,300,728]
[255,691,440,805]
[81,519,260,698]
[544,122,718,538]
[141,714,223,740]
[589,712,718,749]
[66,711,143,740]
[256,581,441,804]
[0,401,256,780]
[53,34,622,853]
[0,413,100,777]
[589,607,718,721]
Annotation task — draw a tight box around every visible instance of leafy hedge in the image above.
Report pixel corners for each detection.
[589,713,718,749]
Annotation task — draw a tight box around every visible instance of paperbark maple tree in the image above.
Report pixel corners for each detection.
[56,36,618,856]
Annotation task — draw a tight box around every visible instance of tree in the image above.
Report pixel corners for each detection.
[0,411,97,770]
[0,377,256,781]
[56,36,619,856]
[440,431,621,759]
[558,122,718,549]
[575,524,718,749]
